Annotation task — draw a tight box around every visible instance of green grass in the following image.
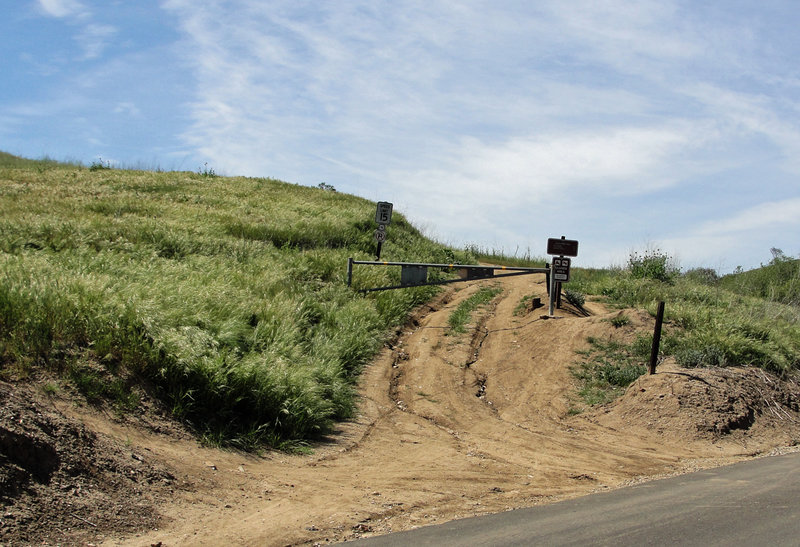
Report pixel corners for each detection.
[568,249,800,408]
[448,285,503,333]
[609,314,630,328]
[0,152,475,448]
[719,249,800,306]
[572,335,650,406]
[464,244,546,268]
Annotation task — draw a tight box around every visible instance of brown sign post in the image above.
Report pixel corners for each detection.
[546,236,578,316]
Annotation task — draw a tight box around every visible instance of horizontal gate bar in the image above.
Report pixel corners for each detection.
[347,258,549,292]
[350,260,547,272]
[358,269,547,293]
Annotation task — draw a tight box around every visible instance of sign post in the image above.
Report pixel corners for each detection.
[374,202,393,260]
[546,236,578,316]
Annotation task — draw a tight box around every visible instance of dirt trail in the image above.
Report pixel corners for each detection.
[4,272,800,545]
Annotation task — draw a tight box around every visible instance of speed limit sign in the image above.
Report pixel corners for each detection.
[375,202,393,225]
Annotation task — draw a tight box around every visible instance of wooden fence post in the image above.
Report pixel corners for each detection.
[648,301,665,375]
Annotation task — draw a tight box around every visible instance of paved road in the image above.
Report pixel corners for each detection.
[351,452,800,546]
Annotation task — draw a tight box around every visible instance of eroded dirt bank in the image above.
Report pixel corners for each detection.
[3,272,799,546]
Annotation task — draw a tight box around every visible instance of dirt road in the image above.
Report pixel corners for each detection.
[78,271,794,546]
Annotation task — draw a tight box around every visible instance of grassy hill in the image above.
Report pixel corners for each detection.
[2,152,799,449]
[719,249,800,306]
[0,153,472,448]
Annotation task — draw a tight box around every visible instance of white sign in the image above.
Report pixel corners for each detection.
[553,257,571,282]
[374,228,387,243]
[375,202,393,225]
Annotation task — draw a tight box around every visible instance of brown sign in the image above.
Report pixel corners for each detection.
[547,238,579,257]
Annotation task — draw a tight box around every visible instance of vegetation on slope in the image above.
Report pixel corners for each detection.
[719,248,800,306]
[568,249,800,405]
[0,153,472,449]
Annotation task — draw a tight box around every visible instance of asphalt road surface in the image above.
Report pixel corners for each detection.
[351,451,800,546]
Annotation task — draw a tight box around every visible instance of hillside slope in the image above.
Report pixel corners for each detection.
[0,155,468,447]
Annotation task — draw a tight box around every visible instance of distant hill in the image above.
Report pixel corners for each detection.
[720,250,800,306]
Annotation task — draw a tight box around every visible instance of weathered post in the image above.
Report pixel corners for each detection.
[648,301,666,374]
[347,257,353,287]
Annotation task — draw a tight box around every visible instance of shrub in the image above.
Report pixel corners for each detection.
[628,248,678,282]
[564,288,585,309]
[683,267,719,285]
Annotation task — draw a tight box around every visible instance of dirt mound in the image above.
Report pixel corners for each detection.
[0,381,180,545]
[588,363,800,448]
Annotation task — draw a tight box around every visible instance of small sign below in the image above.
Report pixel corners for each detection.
[547,237,579,257]
[375,202,393,225]
[374,228,387,243]
[553,257,571,282]
[401,265,428,286]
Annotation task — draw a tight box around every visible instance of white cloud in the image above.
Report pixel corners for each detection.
[76,23,117,59]
[384,123,704,236]
[696,198,800,236]
[35,0,117,61]
[681,84,800,172]
[656,198,800,272]
[37,0,86,18]
[113,102,141,117]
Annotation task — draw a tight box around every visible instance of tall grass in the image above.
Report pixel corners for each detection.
[570,251,800,377]
[464,244,546,267]
[719,249,800,306]
[0,153,472,448]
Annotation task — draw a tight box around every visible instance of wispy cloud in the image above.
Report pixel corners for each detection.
[76,23,117,59]
[37,0,86,18]
[36,0,116,60]
[696,198,800,236]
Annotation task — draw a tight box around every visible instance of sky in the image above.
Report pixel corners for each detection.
[2,1,799,273]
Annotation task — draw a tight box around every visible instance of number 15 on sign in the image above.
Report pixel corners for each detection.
[375,202,393,225]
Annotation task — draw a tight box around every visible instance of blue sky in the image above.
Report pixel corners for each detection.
[2,1,799,272]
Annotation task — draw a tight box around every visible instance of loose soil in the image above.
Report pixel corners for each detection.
[2,273,800,546]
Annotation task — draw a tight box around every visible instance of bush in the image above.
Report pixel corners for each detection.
[683,267,719,285]
[628,248,678,282]
[564,288,585,309]
[572,336,648,406]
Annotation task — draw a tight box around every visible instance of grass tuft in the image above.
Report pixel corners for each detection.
[448,285,502,333]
